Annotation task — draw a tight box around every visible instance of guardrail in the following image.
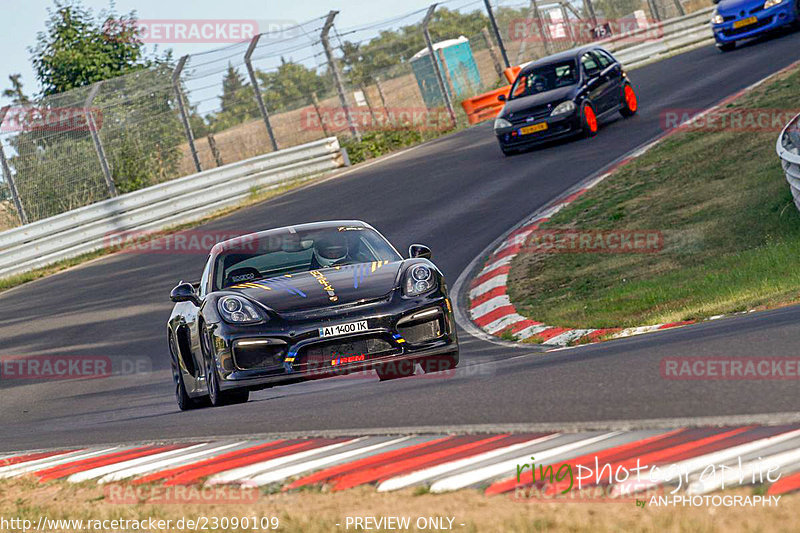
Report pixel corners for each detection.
[607,7,715,69]
[777,113,800,211]
[0,137,346,280]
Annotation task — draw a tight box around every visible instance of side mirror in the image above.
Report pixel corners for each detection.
[170,281,202,307]
[408,244,432,259]
[497,93,506,102]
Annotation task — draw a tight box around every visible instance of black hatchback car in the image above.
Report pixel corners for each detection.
[494,46,638,155]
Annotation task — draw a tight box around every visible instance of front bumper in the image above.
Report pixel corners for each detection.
[713,4,798,44]
[495,111,582,149]
[207,292,458,391]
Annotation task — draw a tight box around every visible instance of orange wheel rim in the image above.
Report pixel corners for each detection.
[624,85,638,112]
[585,106,597,132]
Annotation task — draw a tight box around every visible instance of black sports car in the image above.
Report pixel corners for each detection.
[494,46,638,155]
[167,221,459,409]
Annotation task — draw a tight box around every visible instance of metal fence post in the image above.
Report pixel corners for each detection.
[244,34,279,152]
[84,83,117,198]
[321,11,361,141]
[422,4,457,129]
[482,27,505,78]
[483,0,510,68]
[584,0,598,26]
[0,106,28,224]
[172,55,202,173]
[646,0,662,21]
[672,0,686,16]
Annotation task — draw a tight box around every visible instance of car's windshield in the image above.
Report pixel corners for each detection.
[509,60,578,99]
[212,225,402,290]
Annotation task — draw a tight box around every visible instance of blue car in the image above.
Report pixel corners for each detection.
[711,0,800,51]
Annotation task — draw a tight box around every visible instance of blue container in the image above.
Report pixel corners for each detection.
[410,36,481,108]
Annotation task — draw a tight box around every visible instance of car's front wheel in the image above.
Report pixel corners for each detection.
[201,326,250,407]
[169,335,207,411]
[620,83,638,118]
[581,103,598,137]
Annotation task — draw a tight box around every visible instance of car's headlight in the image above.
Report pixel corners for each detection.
[550,101,576,116]
[711,11,724,23]
[493,117,512,130]
[764,0,782,8]
[218,295,266,324]
[404,264,438,296]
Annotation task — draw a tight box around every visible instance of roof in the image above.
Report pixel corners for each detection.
[411,36,469,60]
[212,220,373,255]
[519,45,601,74]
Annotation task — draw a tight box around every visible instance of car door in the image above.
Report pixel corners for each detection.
[592,49,623,111]
[580,52,608,113]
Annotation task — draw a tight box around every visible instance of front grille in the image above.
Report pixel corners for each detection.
[723,16,772,36]
[233,342,287,370]
[509,107,551,125]
[398,317,443,344]
[296,334,397,372]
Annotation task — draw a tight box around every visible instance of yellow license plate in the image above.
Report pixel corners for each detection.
[519,122,548,135]
[733,16,758,29]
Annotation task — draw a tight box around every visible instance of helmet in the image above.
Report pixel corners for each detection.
[313,234,348,268]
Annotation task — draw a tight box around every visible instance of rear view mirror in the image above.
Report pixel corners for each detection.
[170,281,202,307]
[408,244,432,259]
[497,93,506,102]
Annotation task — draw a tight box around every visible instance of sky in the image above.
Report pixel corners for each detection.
[0,0,446,106]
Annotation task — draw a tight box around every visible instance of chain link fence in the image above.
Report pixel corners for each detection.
[0,0,712,231]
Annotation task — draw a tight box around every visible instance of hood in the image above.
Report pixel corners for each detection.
[228,261,403,314]
[717,0,763,14]
[501,85,577,117]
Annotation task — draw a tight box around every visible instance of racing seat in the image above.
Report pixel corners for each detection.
[224,267,261,288]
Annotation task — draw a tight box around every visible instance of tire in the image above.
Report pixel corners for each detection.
[376,359,417,381]
[201,325,250,407]
[169,334,207,411]
[716,42,735,52]
[619,83,638,118]
[581,103,598,137]
[419,353,459,374]
[500,145,514,157]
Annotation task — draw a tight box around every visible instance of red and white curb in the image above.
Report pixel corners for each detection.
[3,426,800,496]
[466,60,800,348]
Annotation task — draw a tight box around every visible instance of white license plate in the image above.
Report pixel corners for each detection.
[319,320,369,338]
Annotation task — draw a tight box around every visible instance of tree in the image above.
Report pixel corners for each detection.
[206,64,259,132]
[256,59,328,113]
[31,0,154,95]
[2,74,31,106]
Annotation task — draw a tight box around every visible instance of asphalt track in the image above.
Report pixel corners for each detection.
[2,32,800,452]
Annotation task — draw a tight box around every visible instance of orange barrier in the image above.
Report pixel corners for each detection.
[460,85,511,125]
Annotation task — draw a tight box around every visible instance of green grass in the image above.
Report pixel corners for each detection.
[507,67,800,329]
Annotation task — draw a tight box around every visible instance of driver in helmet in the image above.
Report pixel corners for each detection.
[311,233,350,269]
[531,74,548,93]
